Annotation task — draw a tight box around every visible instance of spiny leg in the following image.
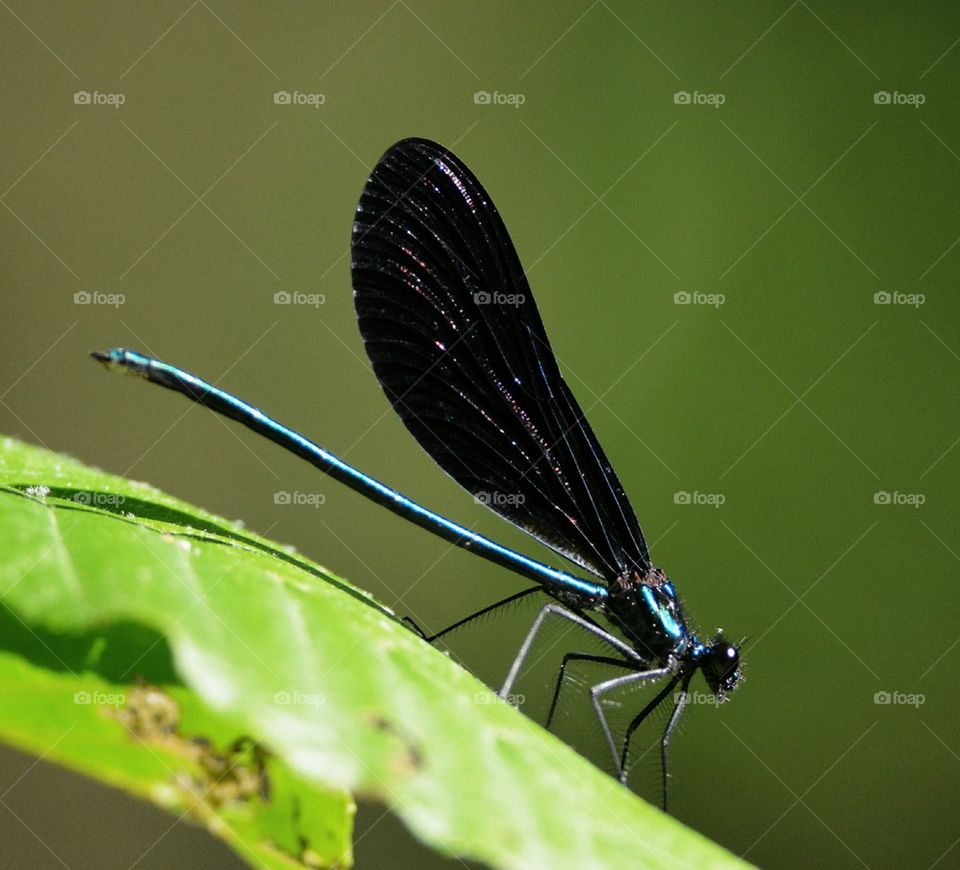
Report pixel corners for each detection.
[545,653,635,732]
[617,672,692,810]
[658,675,692,813]
[500,603,641,699]
[402,586,542,642]
[617,673,683,786]
[589,665,676,776]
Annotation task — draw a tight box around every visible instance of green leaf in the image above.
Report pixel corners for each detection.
[0,436,748,869]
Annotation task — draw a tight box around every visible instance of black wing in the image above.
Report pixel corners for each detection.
[351,138,650,582]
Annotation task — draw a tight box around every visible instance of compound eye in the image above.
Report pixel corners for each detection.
[721,643,739,667]
[703,641,741,695]
[716,643,739,680]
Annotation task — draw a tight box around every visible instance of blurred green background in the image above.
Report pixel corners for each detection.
[2,2,959,868]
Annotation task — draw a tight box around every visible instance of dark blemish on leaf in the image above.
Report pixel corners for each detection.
[110,686,272,808]
[114,683,181,738]
[193,736,271,805]
[365,712,425,773]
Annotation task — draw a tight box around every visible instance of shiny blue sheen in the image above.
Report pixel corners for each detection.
[99,348,607,602]
[641,585,683,639]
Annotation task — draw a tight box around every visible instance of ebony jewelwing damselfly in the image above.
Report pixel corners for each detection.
[93,137,742,811]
